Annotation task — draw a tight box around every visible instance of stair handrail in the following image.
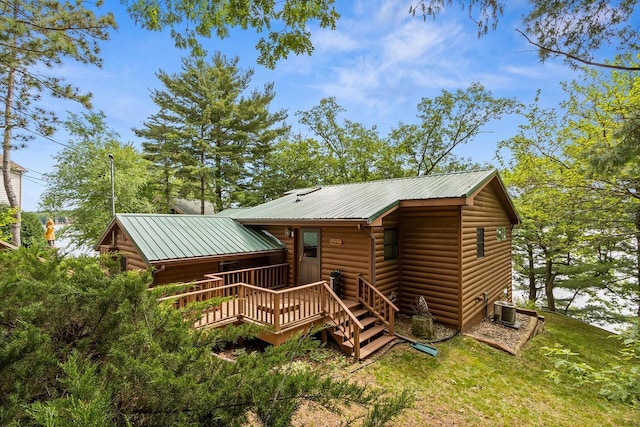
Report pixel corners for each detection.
[357,274,399,311]
[321,281,364,329]
[321,281,364,359]
[357,274,399,335]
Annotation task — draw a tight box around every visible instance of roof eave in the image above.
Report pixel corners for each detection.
[147,247,287,265]
[94,216,118,251]
[94,215,151,264]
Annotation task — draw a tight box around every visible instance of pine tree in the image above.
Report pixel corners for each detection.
[137,53,288,212]
[135,109,183,212]
[0,0,115,245]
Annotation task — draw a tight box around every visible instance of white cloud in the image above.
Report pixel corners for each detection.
[313,28,361,52]
[381,21,454,66]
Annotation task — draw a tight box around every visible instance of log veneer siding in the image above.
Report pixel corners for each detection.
[399,207,461,327]
[372,212,401,300]
[321,226,371,300]
[108,224,284,286]
[460,183,513,331]
[261,225,371,296]
[261,226,296,285]
[113,228,145,271]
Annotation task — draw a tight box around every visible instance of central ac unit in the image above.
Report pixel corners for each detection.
[494,301,516,325]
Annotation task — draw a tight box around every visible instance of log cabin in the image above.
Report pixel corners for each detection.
[96,169,519,359]
[229,168,520,332]
[95,215,287,285]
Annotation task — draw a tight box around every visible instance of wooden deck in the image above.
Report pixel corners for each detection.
[157,265,399,360]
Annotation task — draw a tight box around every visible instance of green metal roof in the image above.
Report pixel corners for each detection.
[111,214,284,263]
[231,169,507,223]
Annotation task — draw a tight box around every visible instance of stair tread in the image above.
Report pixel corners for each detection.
[351,308,369,318]
[342,299,360,309]
[332,316,377,339]
[360,316,377,328]
[358,335,396,359]
[342,325,385,349]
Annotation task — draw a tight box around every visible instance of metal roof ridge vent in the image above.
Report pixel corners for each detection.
[296,186,322,197]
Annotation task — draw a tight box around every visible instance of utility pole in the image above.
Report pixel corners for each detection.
[108,154,115,217]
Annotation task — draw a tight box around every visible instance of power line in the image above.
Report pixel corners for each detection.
[22,175,45,187]
[23,173,46,182]
[25,168,46,176]
[21,127,72,149]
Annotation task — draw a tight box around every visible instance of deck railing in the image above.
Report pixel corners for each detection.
[321,282,364,359]
[158,278,364,357]
[204,263,289,288]
[157,276,224,309]
[357,274,399,335]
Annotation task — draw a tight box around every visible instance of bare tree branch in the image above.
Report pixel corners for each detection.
[516,29,640,72]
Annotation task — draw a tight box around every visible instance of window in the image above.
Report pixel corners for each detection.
[496,226,507,242]
[302,230,318,258]
[476,227,485,258]
[384,228,398,260]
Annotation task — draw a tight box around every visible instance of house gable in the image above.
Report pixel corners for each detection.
[0,155,26,208]
[459,182,515,331]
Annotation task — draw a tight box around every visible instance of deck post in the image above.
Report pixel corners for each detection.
[353,327,361,360]
[238,285,245,317]
[273,292,281,332]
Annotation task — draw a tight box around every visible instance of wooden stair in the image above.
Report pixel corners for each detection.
[328,299,395,360]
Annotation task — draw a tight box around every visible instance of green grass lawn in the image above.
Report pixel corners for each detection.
[348,313,639,426]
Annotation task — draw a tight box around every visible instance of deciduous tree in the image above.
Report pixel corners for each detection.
[391,82,517,176]
[41,112,155,248]
[563,64,640,318]
[121,0,340,68]
[296,97,403,184]
[500,93,635,325]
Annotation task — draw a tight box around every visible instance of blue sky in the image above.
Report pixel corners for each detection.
[16,0,577,212]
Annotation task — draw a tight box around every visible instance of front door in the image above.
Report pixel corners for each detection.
[299,229,321,284]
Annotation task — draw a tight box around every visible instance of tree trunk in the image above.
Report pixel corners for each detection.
[215,152,223,212]
[412,315,435,340]
[200,151,205,215]
[163,153,171,211]
[635,210,640,318]
[2,3,21,246]
[544,259,556,312]
[526,243,537,302]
